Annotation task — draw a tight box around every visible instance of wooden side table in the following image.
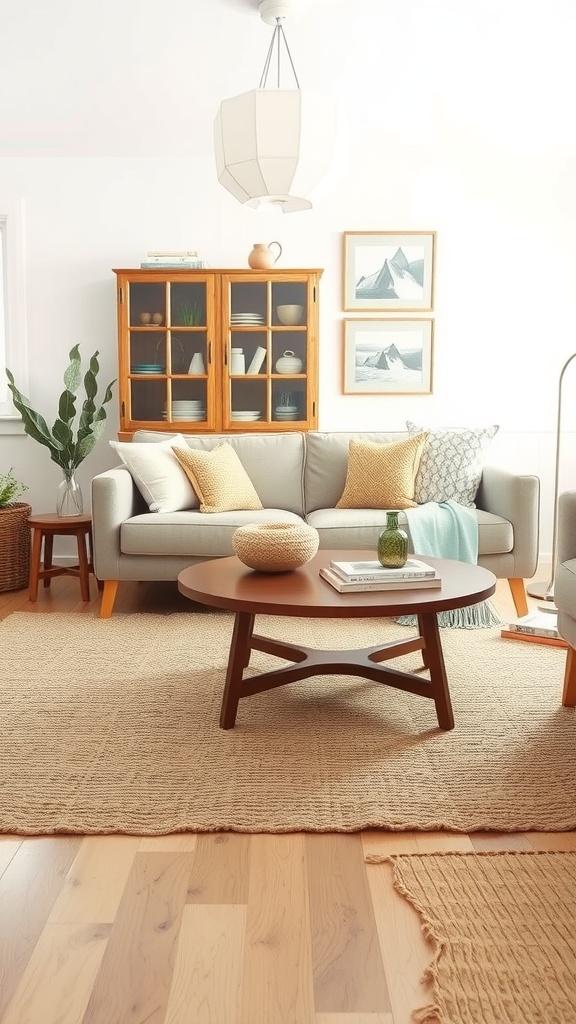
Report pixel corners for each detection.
[28,513,98,602]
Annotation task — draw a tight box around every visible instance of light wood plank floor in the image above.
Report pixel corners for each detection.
[1,571,572,1024]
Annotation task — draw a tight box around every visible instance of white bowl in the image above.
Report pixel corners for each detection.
[276,304,303,325]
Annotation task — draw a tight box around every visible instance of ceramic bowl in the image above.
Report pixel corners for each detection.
[276,304,304,325]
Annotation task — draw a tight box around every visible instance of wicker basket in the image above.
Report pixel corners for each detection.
[232,521,319,572]
[0,502,32,592]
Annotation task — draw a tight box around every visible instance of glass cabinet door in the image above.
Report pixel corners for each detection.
[124,277,214,429]
[222,275,312,428]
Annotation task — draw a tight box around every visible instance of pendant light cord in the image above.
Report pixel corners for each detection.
[259,18,300,89]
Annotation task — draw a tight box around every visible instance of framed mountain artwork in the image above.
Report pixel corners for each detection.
[343,231,436,311]
[342,318,434,395]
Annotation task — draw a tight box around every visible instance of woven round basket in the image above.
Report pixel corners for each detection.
[232,522,320,573]
[0,502,32,592]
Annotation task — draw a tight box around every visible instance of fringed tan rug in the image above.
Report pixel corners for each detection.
[1,610,575,835]
[367,851,576,1024]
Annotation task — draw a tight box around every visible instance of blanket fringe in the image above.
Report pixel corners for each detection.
[396,600,501,630]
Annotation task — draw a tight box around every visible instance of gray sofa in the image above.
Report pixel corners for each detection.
[91,429,540,618]
[555,490,576,705]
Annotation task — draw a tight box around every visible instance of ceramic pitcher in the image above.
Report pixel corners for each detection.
[248,241,282,270]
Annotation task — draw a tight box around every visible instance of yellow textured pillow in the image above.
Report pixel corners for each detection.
[336,434,427,510]
[171,443,263,514]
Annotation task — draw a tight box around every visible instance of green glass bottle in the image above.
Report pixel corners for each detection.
[378,510,409,568]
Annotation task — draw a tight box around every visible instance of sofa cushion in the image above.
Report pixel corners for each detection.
[306,507,512,555]
[336,434,427,510]
[172,442,263,513]
[133,430,306,515]
[109,434,198,513]
[120,508,305,558]
[406,420,499,507]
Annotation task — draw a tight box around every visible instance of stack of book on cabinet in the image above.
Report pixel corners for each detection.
[319,557,441,593]
[140,250,206,269]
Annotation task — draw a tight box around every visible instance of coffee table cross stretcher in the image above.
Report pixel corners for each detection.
[177,551,496,732]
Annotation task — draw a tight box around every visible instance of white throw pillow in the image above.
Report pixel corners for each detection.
[406,421,499,507]
[109,434,198,513]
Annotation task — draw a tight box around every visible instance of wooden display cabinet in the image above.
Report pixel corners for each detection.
[113,268,322,439]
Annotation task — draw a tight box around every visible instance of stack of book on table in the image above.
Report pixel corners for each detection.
[140,250,206,269]
[320,557,441,593]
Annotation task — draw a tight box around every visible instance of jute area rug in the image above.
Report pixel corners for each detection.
[1,610,575,835]
[366,851,576,1024]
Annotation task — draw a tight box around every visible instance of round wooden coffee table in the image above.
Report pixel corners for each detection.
[178,551,496,732]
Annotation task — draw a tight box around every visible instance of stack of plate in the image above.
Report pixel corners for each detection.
[131,363,165,374]
[231,313,265,327]
[274,406,299,421]
[165,400,206,422]
[231,410,261,422]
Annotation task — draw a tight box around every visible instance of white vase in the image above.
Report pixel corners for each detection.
[57,471,83,517]
[231,348,246,374]
[275,350,303,374]
[188,352,205,374]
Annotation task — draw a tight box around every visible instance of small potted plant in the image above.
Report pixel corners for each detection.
[0,468,31,592]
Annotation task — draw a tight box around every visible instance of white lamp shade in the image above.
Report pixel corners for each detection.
[214,89,336,212]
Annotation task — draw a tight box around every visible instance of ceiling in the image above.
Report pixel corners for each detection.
[0,0,343,158]
[1,1,574,160]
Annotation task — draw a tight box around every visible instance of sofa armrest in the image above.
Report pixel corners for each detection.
[91,466,143,580]
[557,491,576,566]
[476,464,540,577]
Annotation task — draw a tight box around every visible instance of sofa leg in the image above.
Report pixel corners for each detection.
[508,578,528,618]
[562,647,576,707]
[100,580,119,619]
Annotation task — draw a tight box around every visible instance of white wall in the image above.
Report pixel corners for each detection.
[1,0,575,560]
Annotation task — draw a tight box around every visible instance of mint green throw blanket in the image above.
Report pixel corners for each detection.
[397,499,501,628]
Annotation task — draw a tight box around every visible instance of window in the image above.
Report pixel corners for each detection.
[0,201,28,432]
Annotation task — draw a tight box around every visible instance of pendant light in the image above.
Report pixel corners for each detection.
[213,0,336,213]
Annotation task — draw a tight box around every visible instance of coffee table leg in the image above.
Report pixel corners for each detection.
[420,613,454,730]
[417,614,428,668]
[220,612,255,729]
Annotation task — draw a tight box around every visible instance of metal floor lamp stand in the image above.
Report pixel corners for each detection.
[527,351,576,611]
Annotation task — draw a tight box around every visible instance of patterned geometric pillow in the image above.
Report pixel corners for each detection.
[336,433,427,510]
[406,421,499,507]
[172,442,263,513]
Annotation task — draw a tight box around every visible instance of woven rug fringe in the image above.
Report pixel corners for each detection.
[412,1006,441,1024]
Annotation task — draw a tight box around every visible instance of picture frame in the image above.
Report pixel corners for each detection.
[343,231,436,311]
[343,318,434,395]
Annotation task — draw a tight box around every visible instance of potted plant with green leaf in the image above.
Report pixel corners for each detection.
[0,468,31,592]
[6,345,116,517]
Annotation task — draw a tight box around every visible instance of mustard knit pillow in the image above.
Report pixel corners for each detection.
[336,434,427,510]
[171,443,263,513]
